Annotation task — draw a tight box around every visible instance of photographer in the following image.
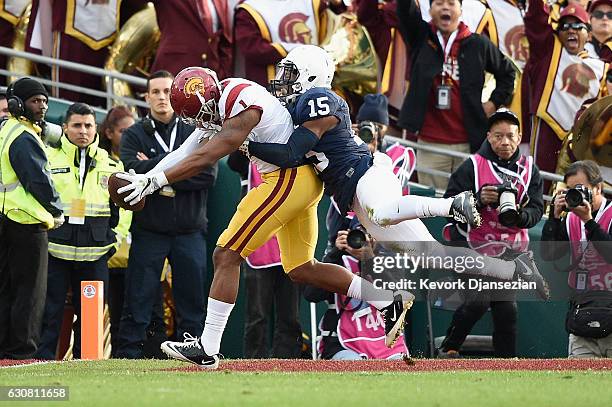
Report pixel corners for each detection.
[439,108,544,358]
[354,93,389,154]
[305,213,407,360]
[541,160,612,358]
[0,77,63,359]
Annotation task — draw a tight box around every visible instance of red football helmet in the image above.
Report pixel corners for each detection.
[170,67,222,129]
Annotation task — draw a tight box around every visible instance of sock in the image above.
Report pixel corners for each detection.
[200,297,234,355]
[374,196,452,225]
[347,275,394,310]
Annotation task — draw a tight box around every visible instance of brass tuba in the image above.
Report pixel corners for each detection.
[554,95,612,192]
[7,3,34,81]
[320,10,379,98]
[104,4,160,103]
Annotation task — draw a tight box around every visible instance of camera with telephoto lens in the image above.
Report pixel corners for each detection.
[565,184,592,209]
[358,121,378,144]
[347,227,368,249]
[496,181,520,227]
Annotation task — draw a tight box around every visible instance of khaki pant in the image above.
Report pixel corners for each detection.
[568,333,612,358]
[416,139,470,192]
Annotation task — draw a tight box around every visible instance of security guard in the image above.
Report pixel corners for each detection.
[36,102,126,360]
[0,77,63,359]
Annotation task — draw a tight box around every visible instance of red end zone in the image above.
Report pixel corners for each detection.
[167,358,612,373]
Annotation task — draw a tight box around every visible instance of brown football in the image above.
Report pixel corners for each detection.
[108,172,146,212]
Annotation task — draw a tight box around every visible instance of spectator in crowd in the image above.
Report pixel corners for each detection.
[98,105,135,354]
[440,108,544,358]
[418,0,494,34]
[0,92,9,119]
[36,102,126,360]
[587,0,612,62]
[0,1,29,86]
[354,93,390,153]
[397,0,516,191]
[149,0,233,79]
[227,152,303,359]
[524,1,608,189]
[234,0,347,86]
[0,77,63,359]
[356,1,407,131]
[541,160,612,358]
[116,70,217,359]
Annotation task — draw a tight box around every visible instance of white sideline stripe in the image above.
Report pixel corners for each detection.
[0,359,95,369]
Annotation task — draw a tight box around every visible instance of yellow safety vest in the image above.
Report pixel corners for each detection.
[45,134,123,262]
[0,117,55,229]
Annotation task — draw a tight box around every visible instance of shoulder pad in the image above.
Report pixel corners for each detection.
[293,88,340,124]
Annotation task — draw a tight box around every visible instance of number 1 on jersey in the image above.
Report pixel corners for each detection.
[307,96,330,117]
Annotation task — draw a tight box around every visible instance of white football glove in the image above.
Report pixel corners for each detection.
[116,169,168,206]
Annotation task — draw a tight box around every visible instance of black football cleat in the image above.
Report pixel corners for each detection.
[450,191,482,228]
[161,333,219,369]
[381,293,415,348]
[514,251,550,300]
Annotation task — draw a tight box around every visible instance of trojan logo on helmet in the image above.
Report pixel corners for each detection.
[170,67,221,129]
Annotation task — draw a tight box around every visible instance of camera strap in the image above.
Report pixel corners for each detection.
[490,159,529,193]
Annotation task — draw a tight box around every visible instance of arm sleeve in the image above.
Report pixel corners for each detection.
[248,125,319,168]
[357,0,384,28]
[9,134,62,217]
[141,128,208,176]
[234,9,290,63]
[396,0,429,47]
[585,217,612,263]
[484,38,516,108]
[524,0,555,61]
[516,165,544,229]
[119,126,168,173]
[227,150,250,178]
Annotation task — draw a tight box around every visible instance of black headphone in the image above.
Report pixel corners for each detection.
[6,79,25,118]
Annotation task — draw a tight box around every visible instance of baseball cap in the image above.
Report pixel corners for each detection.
[559,4,590,24]
[487,108,520,130]
[589,0,612,12]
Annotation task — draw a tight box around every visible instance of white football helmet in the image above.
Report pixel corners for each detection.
[270,45,334,105]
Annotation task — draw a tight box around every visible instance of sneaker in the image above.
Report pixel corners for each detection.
[381,293,415,348]
[450,191,482,228]
[160,333,219,369]
[437,349,461,359]
[514,251,550,300]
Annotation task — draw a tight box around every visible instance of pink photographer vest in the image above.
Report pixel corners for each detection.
[467,154,531,256]
[385,143,416,195]
[335,256,407,359]
[566,200,612,290]
[245,163,282,269]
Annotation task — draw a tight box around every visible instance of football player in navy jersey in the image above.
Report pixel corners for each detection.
[246,45,550,300]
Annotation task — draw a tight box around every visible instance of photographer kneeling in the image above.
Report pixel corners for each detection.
[440,108,544,358]
[542,160,612,358]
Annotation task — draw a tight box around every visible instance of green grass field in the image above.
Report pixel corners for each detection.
[2,359,612,406]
